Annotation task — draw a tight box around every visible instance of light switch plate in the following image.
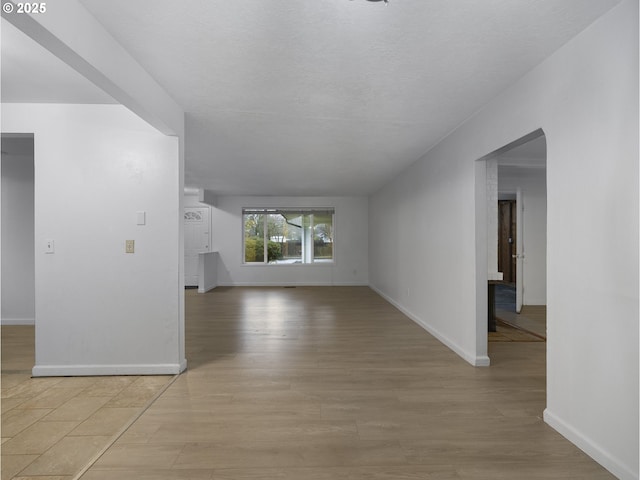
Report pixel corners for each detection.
[45,239,55,254]
[125,239,135,253]
[136,211,146,225]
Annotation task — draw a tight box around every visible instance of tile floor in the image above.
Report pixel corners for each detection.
[1,326,173,480]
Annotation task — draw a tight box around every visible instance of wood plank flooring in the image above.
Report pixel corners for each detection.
[79,286,612,479]
[1,287,613,479]
[488,320,545,342]
[496,306,547,340]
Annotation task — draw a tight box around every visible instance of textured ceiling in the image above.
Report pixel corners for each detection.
[3,1,620,195]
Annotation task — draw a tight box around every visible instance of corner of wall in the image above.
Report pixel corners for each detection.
[544,409,638,480]
[369,284,487,367]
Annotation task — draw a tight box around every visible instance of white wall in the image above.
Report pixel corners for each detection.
[1,103,184,376]
[1,143,35,324]
[486,159,500,280]
[185,192,212,208]
[213,196,368,286]
[499,166,547,305]
[198,252,218,293]
[369,1,638,478]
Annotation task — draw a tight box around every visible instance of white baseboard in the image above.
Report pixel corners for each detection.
[369,285,490,367]
[32,363,184,377]
[544,408,638,480]
[198,283,217,293]
[218,282,369,287]
[1,318,35,326]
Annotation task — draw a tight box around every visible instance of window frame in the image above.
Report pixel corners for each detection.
[242,207,335,266]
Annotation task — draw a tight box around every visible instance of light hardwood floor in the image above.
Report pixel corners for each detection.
[83,286,612,479]
[496,306,547,340]
[3,287,613,479]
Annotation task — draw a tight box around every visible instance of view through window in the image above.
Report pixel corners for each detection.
[243,208,334,264]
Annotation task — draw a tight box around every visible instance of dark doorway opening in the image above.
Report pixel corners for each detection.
[498,199,517,284]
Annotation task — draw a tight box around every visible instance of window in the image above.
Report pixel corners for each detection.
[243,208,334,264]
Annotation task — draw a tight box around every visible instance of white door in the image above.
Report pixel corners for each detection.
[184,207,210,286]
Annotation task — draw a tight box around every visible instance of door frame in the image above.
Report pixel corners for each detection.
[515,188,524,313]
[184,206,211,287]
[475,128,546,364]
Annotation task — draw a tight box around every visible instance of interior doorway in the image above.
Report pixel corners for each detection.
[1,133,35,328]
[184,206,211,287]
[478,129,548,352]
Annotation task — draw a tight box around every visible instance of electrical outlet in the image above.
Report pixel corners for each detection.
[125,239,135,253]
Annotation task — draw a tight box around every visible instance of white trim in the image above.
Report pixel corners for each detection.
[474,159,490,363]
[1,318,35,325]
[198,284,217,293]
[32,363,184,377]
[370,284,490,367]
[178,358,188,373]
[544,409,638,480]
[217,282,368,287]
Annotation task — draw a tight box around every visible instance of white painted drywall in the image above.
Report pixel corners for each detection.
[1,103,184,376]
[3,0,184,137]
[198,252,218,293]
[185,192,210,208]
[499,167,547,306]
[486,158,501,280]
[3,2,187,371]
[1,146,35,324]
[369,1,638,478]
[212,196,368,286]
